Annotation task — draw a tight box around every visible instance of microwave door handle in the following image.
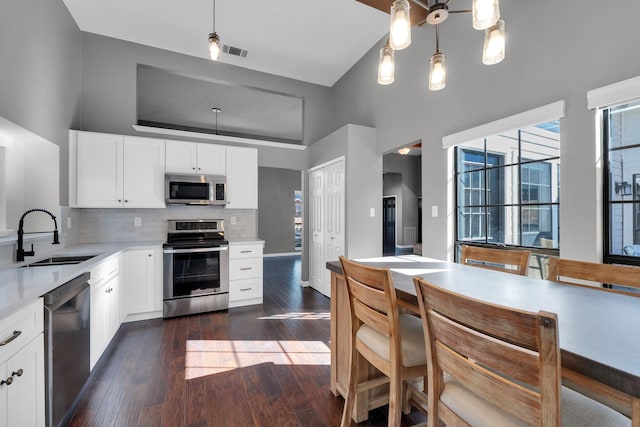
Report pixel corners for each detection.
[163,247,229,254]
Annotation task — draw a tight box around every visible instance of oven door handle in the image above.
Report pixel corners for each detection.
[163,246,229,254]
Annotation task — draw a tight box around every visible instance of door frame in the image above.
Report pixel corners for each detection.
[383,195,398,253]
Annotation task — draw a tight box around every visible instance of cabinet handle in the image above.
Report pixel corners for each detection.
[240,267,252,271]
[12,369,23,377]
[1,377,12,386]
[0,330,21,346]
[125,200,128,203]
[192,167,196,170]
[240,288,252,292]
[118,199,122,202]
[148,254,152,257]
[240,250,252,254]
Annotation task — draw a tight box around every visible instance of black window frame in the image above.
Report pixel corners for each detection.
[454,130,560,260]
[602,106,640,266]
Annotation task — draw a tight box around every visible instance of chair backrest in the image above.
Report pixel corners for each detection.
[460,244,530,275]
[413,276,562,426]
[548,258,640,296]
[339,256,401,361]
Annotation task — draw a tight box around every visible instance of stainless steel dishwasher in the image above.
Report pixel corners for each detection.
[43,272,91,427]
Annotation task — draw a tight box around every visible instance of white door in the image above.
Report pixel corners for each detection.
[309,158,345,298]
[309,168,325,294]
[123,137,165,208]
[196,144,226,175]
[226,146,258,209]
[76,132,123,207]
[323,160,345,296]
[165,140,197,174]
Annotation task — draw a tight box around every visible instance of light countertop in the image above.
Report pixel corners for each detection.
[0,242,162,319]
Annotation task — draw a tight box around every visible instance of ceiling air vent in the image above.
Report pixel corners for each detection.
[223,45,248,58]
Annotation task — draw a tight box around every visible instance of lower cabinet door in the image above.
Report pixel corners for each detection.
[6,334,45,427]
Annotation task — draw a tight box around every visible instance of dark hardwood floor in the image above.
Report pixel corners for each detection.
[67,256,426,427]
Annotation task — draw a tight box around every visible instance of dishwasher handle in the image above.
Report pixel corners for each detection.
[43,272,91,310]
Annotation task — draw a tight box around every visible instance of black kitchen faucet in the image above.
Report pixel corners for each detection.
[16,208,60,262]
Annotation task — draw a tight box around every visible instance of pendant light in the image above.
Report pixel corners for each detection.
[211,107,222,134]
[428,24,446,91]
[377,41,395,85]
[208,0,221,60]
[472,0,500,30]
[389,0,411,50]
[482,19,505,65]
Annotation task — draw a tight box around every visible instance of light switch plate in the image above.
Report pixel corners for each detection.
[134,217,142,227]
[369,208,375,217]
[230,216,237,225]
[67,217,72,229]
[431,205,438,217]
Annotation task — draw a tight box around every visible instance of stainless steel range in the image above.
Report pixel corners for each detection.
[162,219,229,318]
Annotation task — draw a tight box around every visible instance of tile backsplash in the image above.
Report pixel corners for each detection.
[72,206,257,243]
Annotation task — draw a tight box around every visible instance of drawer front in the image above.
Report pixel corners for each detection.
[229,278,262,302]
[229,244,263,260]
[90,255,120,288]
[0,298,43,363]
[229,258,263,280]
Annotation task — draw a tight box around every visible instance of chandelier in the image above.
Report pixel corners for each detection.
[375,0,506,90]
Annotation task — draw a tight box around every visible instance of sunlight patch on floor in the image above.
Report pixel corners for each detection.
[185,340,331,379]
[257,312,330,320]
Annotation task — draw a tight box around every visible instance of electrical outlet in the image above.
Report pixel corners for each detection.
[134,217,142,227]
[67,217,72,229]
[230,216,237,225]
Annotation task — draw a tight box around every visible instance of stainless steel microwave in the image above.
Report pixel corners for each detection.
[165,174,226,205]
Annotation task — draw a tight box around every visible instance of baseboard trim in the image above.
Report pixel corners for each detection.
[396,245,414,249]
[300,280,310,287]
[263,252,302,258]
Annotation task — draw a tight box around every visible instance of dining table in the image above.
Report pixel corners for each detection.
[326,255,640,424]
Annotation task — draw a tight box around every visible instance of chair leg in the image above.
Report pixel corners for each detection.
[389,376,403,427]
[341,343,359,427]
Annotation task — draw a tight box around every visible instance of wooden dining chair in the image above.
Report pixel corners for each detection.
[548,257,640,296]
[460,244,530,275]
[412,276,631,427]
[338,256,427,427]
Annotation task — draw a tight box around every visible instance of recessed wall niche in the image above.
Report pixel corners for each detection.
[136,65,304,144]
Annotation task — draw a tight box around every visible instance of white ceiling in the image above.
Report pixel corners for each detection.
[62,0,390,87]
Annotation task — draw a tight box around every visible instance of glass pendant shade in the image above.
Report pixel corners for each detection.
[390,0,411,50]
[472,0,500,30]
[208,32,221,60]
[482,19,505,65]
[377,45,395,85]
[429,52,446,91]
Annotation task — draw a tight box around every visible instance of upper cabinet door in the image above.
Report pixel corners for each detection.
[226,146,257,209]
[76,132,124,207]
[165,140,197,174]
[122,137,166,208]
[196,144,226,175]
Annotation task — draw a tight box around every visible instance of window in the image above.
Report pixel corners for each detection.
[603,99,640,264]
[455,122,560,276]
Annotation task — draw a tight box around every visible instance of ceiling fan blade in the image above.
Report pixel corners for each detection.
[356,0,428,26]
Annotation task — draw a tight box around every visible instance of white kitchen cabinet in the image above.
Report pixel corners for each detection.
[165,140,225,175]
[89,256,120,370]
[70,131,165,208]
[0,299,45,427]
[121,247,163,322]
[226,146,258,209]
[229,242,264,307]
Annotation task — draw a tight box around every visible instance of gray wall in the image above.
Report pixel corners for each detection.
[331,0,640,263]
[0,0,82,205]
[258,167,301,254]
[80,33,332,173]
[383,154,421,245]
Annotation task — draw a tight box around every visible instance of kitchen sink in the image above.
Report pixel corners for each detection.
[22,254,98,267]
